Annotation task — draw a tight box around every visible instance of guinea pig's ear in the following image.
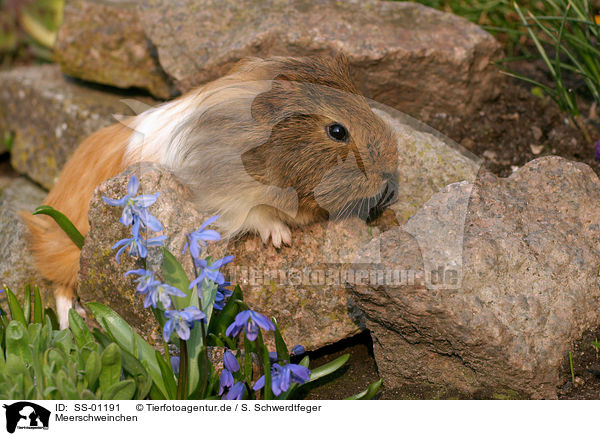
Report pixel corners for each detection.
[251,74,306,124]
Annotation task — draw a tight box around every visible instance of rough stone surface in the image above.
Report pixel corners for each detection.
[0,177,53,304]
[138,0,501,116]
[54,0,501,115]
[55,0,174,99]
[78,107,480,349]
[0,65,156,189]
[350,156,600,399]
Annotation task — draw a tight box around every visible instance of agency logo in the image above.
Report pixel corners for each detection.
[2,402,50,433]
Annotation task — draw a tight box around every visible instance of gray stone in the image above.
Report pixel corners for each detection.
[55,0,174,99]
[0,65,156,189]
[138,0,501,116]
[54,0,501,115]
[350,156,600,399]
[0,177,52,303]
[77,106,480,349]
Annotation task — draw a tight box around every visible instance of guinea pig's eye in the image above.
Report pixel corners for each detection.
[326,123,349,142]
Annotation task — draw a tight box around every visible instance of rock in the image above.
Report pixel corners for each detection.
[139,0,501,116]
[78,106,481,349]
[55,0,174,99]
[0,65,156,189]
[350,156,600,399]
[55,0,501,116]
[0,177,53,304]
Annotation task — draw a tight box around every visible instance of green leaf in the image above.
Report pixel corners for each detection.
[5,321,32,365]
[32,205,85,249]
[44,309,59,330]
[185,286,204,395]
[68,309,94,348]
[33,286,43,324]
[272,318,289,362]
[23,285,31,324]
[344,379,383,400]
[308,354,349,383]
[119,349,153,400]
[99,343,122,393]
[4,287,27,326]
[102,380,136,400]
[161,247,190,310]
[84,351,102,390]
[201,280,218,325]
[87,302,168,398]
[257,330,272,400]
[156,350,177,399]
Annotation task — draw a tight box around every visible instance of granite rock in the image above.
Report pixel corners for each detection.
[55,0,174,99]
[350,156,600,399]
[0,177,52,303]
[0,65,156,189]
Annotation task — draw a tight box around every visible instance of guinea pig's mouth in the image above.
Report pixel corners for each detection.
[334,173,399,222]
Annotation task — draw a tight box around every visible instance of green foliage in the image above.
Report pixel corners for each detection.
[0,0,64,65]
[0,286,146,400]
[408,0,544,53]
[32,205,85,249]
[505,0,600,125]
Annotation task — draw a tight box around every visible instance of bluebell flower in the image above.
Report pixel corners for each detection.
[124,268,155,292]
[163,306,206,342]
[214,282,233,310]
[143,281,186,309]
[102,174,162,231]
[218,369,234,396]
[170,356,180,376]
[225,309,275,341]
[291,345,306,356]
[188,255,234,289]
[224,349,239,373]
[224,381,246,400]
[112,220,166,264]
[253,363,311,396]
[182,215,221,259]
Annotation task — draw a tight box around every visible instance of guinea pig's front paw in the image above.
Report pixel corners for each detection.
[258,221,292,248]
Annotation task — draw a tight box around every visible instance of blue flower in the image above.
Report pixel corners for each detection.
[189,255,234,289]
[112,220,166,264]
[224,381,246,400]
[102,174,162,231]
[218,369,234,396]
[124,269,155,292]
[144,281,186,309]
[182,215,221,260]
[225,309,275,341]
[291,345,306,356]
[214,282,233,310]
[224,349,239,373]
[253,363,311,396]
[163,306,206,342]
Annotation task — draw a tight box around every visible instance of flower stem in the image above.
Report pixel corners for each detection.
[198,321,210,397]
[177,339,189,400]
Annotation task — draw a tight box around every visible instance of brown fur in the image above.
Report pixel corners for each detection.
[23,55,399,323]
[22,123,133,300]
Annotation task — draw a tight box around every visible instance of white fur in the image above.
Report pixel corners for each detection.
[56,294,72,330]
[124,72,300,245]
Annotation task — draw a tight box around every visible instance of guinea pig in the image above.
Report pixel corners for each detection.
[23,54,399,328]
